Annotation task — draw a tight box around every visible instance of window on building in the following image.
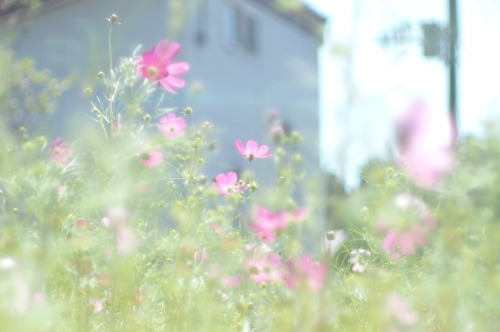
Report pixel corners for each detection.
[223,3,257,52]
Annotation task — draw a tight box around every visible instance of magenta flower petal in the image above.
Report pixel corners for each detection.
[246,140,258,154]
[382,230,398,252]
[398,232,417,255]
[257,145,269,155]
[168,62,190,75]
[226,171,237,185]
[164,75,186,89]
[235,140,246,156]
[159,80,176,94]
[164,42,181,63]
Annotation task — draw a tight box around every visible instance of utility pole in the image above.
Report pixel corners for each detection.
[380,1,459,133]
[449,0,458,133]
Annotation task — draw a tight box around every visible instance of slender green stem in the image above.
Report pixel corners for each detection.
[108,24,114,136]
[108,24,113,71]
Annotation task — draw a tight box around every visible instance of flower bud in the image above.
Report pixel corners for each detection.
[326,231,336,240]
[108,14,119,24]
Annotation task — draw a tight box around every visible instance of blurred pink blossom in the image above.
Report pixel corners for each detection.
[77,219,89,228]
[157,113,186,139]
[379,193,436,258]
[270,124,285,143]
[212,171,246,197]
[103,206,129,229]
[136,40,190,93]
[248,206,288,243]
[90,298,104,313]
[116,227,138,255]
[140,149,163,167]
[221,276,242,288]
[50,137,73,165]
[235,140,272,161]
[382,226,428,257]
[385,293,419,327]
[396,100,455,187]
[282,255,327,292]
[243,244,282,283]
[290,207,308,223]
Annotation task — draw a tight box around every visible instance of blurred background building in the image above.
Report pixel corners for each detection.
[1,0,325,176]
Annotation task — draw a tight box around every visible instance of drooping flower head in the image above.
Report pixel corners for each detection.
[235,140,272,161]
[136,40,190,93]
[157,113,186,139]
[212,171,246,197]
[140,149,163,167]
[282,255,327,292]
[50,137,73,165]
[396,100,455,187]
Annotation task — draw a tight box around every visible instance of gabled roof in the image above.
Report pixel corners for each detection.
[1,0,325,39]
[251,0,326,39]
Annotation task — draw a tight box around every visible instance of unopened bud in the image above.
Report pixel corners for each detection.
[84,88,93,96]
[326,231,335,241]
[183,106,193,115]
[108,14,119,24]
[143,114,151,121]
[97,71,105,79]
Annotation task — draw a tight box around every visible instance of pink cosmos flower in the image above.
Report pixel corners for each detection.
[136,40,190,93]
[243,244,282,283]
[235,140,272,161]
[282,255,327,292]
[157,113,186,139]
[212,171,246,197]
[382,226,428,258]
[50,137,73,165]
[248,206,288,243]
[140,149,163,167]
[396,100,455,187]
